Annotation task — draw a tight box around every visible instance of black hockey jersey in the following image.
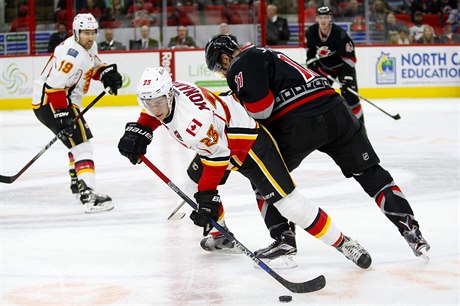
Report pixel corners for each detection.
[305,23,357,72]
[226,45,341,123]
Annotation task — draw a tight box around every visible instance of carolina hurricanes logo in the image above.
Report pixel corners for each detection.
[317,46,331,58]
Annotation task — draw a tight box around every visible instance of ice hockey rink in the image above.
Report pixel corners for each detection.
[1,98,459,305]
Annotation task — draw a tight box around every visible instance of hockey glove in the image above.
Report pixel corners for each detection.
[190,190,222,236]
[306,57,319,72]
[118,122,153,165]
[100,64,122,95]
[54,107,75,137]
[340,76,355,93]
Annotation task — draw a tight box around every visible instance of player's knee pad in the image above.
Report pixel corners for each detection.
[186,153,230,185]
[70,140,93,162]
[352,164,393,197]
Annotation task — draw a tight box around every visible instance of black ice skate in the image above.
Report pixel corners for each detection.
[336,235,372,269]
[200,232,242,254]
[69,169,79,197]
[78,180,114,213]
[254,229,297,259]
[399,216,430,261]
[254,229,297,268]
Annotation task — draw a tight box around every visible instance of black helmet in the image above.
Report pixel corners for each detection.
[316,6,332,16]
[205,34,239,72]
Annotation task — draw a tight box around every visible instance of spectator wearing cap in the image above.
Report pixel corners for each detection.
[438,22,460,43]
[410,0,437,20]
[10,5,29,32]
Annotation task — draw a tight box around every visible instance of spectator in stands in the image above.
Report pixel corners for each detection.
[446,2,460,33]
[127,0,157,26]
[385,12,405,39]
[218,23,238,45]
[410,0,437,21]
[168,25,198,48]
[131,25,159,50]
[416,25,439,43]
[398,28,412,44]
[370,0,387,32]
[304,0,317,22]
[100,0,127,28]
[266,4,290,45]
[438,22,460,43]
[388,30,400,44]
[342,0,364,18]
[98,28,126,50]
[437,0,457,24]
[48,22,69,53]
[10,4,29,32]
[80,0,102,20]
[409,11,426,41]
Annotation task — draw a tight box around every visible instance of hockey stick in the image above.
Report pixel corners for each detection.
[318,71,401,120]
[167,200,186,220]
[0,89,108,184]
[140,155,326,293]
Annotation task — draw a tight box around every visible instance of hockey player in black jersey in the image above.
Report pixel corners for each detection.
[198,34,430,263]
[305,6,364,123]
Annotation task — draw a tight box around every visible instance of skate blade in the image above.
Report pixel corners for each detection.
[418,246,430,262]
[203,246,243,255]
[253,255,298,269]
[84,206,115,214]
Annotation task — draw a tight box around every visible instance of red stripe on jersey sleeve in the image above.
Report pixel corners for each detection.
[244,90,275,114]
[137,112,161,131]
[198,163,228,191]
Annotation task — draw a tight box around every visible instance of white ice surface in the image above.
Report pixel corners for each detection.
[1,99,459,305]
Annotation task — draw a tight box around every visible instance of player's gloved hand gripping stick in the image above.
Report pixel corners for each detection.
[0,89,109,184]
[140,154,326,294]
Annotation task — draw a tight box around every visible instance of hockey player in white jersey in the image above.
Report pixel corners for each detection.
[32,13,122,213]
[118,66,372,269]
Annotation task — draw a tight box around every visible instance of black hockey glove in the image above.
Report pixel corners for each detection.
[100,64,122,95]
[306,57,319,72]
[190,190,222,236]
[118,122,153,165]
[54,107,75,137]
[341,75,355,93]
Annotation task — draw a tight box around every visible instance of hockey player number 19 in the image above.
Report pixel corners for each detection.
[57,60,74,74]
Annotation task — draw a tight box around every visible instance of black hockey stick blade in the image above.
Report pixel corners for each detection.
[140,155,326,294]
[0,89,108,184]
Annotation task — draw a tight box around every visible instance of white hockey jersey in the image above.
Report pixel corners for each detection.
[32,36,105,109]
[139,82,259,191]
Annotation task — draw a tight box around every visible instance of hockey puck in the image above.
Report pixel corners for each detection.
[279,295,292,303]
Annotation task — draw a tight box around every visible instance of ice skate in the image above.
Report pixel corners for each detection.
[336,235,372,269]
[399,216,430,261]
[254,229,297,269]
[79,180,114,214]
[69,169,79,198]
[200,232,242,254]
